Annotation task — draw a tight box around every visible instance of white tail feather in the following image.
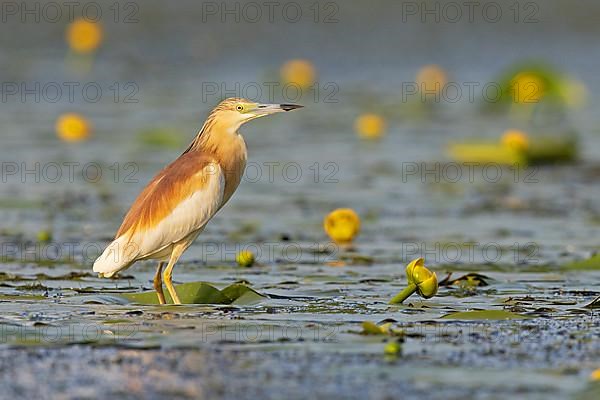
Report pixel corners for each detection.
[93,236,139,277]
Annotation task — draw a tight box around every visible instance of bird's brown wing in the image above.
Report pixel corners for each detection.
[116,151,221,239]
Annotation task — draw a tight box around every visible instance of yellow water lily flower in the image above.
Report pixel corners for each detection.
[280,59,316,89]
[406,257,438,298]
[510,72,545,103]
[66,18,103,54]
[590,368,600,381]
[390,258,438,304]
[236,250,255,267]
[355,113,386,140]
[55,113,91,142]
[323,208,360,244]
[416,64,448,94]
[501,129,529,152]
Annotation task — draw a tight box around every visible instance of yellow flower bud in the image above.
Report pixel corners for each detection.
[280,59,316,89]
[416,64,448,95]
[323,208,360,244]
[236,250,255,267]
[355,113,386,140]
[405,257,438,299]
[55,113,91,142]
[66,19,103,54]
[390,258,438,304]
[509,72,545,103]
[383,341,402,356]
[501,129,529,152]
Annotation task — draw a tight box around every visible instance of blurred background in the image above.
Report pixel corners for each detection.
[1,1,600,398]
[1,0,598,265]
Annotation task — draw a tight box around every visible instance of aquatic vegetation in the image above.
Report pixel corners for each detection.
[447,142,526,166]
[121,282,266,305]
[236,250,255,267]
[36,230,52,243]
[416,64,448,97]
[360,321,404,338]
[439,272,491,288]
[383,340,402,356]
[280,59,316,89]
[55,113,91,142]
[441,310,530,320]
[389,258,438,304]
[66,18,103,54]
[501,129,530,152]
[323,208,361,244]
[491,62,588,109]
[447,130,578,166]
[355,113,386,140]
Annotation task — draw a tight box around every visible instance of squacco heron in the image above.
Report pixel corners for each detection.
[93,98,303,304]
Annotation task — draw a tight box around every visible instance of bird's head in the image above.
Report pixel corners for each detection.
[208,97,303,133]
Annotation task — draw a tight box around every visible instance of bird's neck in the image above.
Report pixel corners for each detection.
[190,123,248,203]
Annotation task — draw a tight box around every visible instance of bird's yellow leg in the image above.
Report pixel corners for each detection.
[153,261,166,305]
[163,244,186,305]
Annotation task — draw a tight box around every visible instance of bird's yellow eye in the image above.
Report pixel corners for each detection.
[236,104,244,112]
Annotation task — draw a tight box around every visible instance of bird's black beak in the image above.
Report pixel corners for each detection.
[280,104,304,112]
[254,103,304,115]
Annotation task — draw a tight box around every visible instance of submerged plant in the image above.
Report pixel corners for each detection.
[389,258,438,304]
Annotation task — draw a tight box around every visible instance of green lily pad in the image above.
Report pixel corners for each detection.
[221,283,266,305]
[447,136,577,166]
[441,310,531,320]
[447,143,527,166]
[565,254,600,270]
[121,281,266,305]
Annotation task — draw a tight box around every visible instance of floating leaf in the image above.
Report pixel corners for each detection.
[447,136,576,166]
[565,254,600,270]
[439,273,491,287]
[221,283,266,305]
[441,310,531,320]
[447,143,527,166]
[121,282,266,305]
